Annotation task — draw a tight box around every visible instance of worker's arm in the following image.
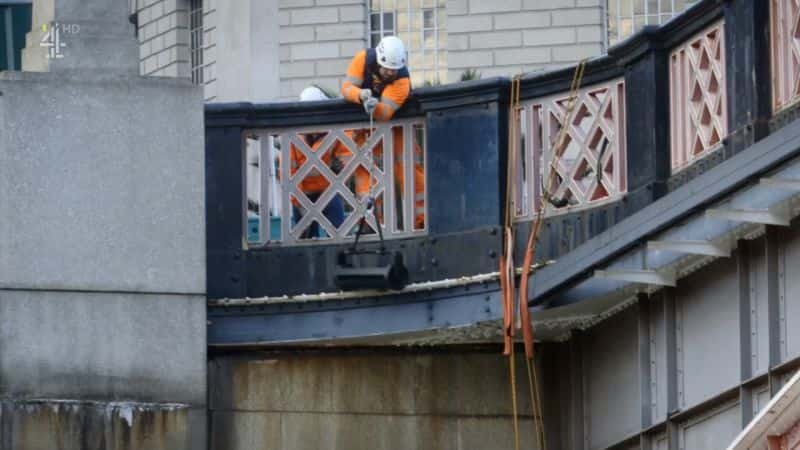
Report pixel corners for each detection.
[341,50,367,104]
[374,77,410,121]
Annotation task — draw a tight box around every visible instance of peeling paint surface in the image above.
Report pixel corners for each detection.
[0,399,203,450]
[209,351,545,450]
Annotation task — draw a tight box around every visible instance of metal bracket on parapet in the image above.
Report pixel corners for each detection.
[759,177,800,191]
[593,269,677,287]
[647,240,732,257]
[705,208,790,226]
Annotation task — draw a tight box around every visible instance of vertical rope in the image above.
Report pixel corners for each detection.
[509,341,521,450]
[504,61,585,449]
[517,59,587,450]
[504,74,523,450]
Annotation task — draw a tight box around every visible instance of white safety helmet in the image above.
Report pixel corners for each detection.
[375,36,407,70]
[299,85,329,102]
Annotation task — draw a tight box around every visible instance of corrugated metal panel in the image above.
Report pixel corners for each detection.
[749,239,771,376]
[782,223,800,360]
[754,386,771,417]
[683,403,740,450]
[678,257,740,408]
[586,307,641,449]
[651,293,670,422]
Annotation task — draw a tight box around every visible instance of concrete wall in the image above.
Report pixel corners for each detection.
[0,2,207,448]
[446,0,605,80]
[209,349,545,450]
[0,68,207,448]
[0,291,206,450]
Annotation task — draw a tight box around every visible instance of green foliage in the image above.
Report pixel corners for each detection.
[423,76,442,87]
[460,68,482,81]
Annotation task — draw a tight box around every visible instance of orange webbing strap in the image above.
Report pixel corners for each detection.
[518,59,587,356]
[501,74,523,450]
[501,75,522,357]
[518,58,587,450]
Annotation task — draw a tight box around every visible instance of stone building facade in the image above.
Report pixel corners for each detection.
[135,0,698,102]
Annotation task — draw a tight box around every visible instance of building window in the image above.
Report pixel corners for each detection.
[189,0,203,85]
[369,0,447,87]
[370,11,395,47]
[607,0,699,46]
[0,2,32,71]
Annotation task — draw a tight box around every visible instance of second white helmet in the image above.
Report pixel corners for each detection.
[376,36,407,70]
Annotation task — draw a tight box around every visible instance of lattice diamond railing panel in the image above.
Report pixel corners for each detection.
[514,78,627,219]
[245,119,426,245]
[771,0,800,111]
[669,20,727,172]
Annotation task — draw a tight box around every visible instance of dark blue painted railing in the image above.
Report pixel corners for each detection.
[205,0,779,303]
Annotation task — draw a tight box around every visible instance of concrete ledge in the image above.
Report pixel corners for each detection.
[209,351,537,416]
[0,399,206,450]
[209,410,540,450]
[0,290,206,405]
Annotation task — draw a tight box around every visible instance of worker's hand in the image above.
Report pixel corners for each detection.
[363,97,379,115]
[359,89,372,103]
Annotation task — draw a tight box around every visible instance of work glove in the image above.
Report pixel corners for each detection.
[363,97,379,115]
[359,89,372,102]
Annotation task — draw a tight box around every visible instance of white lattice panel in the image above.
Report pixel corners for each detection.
[771,0,800,111]
[245,120,426,245]
[515,78,627,219]
[669,20,727,172]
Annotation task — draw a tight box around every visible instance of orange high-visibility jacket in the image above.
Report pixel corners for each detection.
[341,49,411,121]
[287,134,371,205]
[352,128,425,229]
[290,138,349,195]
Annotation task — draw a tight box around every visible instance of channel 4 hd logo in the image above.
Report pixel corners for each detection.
[39,22,81,60]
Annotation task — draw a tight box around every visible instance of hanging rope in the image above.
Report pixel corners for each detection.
[351,106,385,251]
[501,60,587,450]
[523,58,587,450]
[502,74,523,450]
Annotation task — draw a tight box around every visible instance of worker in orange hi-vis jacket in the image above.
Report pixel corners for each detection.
[341,36,426,230]
[341,35,410,121]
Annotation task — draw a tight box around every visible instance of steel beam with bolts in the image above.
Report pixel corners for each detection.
[594,269,677,287]
[759,177,800,191]
[706,208,790,226]
[647,240,732,257]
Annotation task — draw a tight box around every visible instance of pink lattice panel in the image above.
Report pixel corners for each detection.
[771,0,800,111]
[669,20,727,172]
[520,78,627,217]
